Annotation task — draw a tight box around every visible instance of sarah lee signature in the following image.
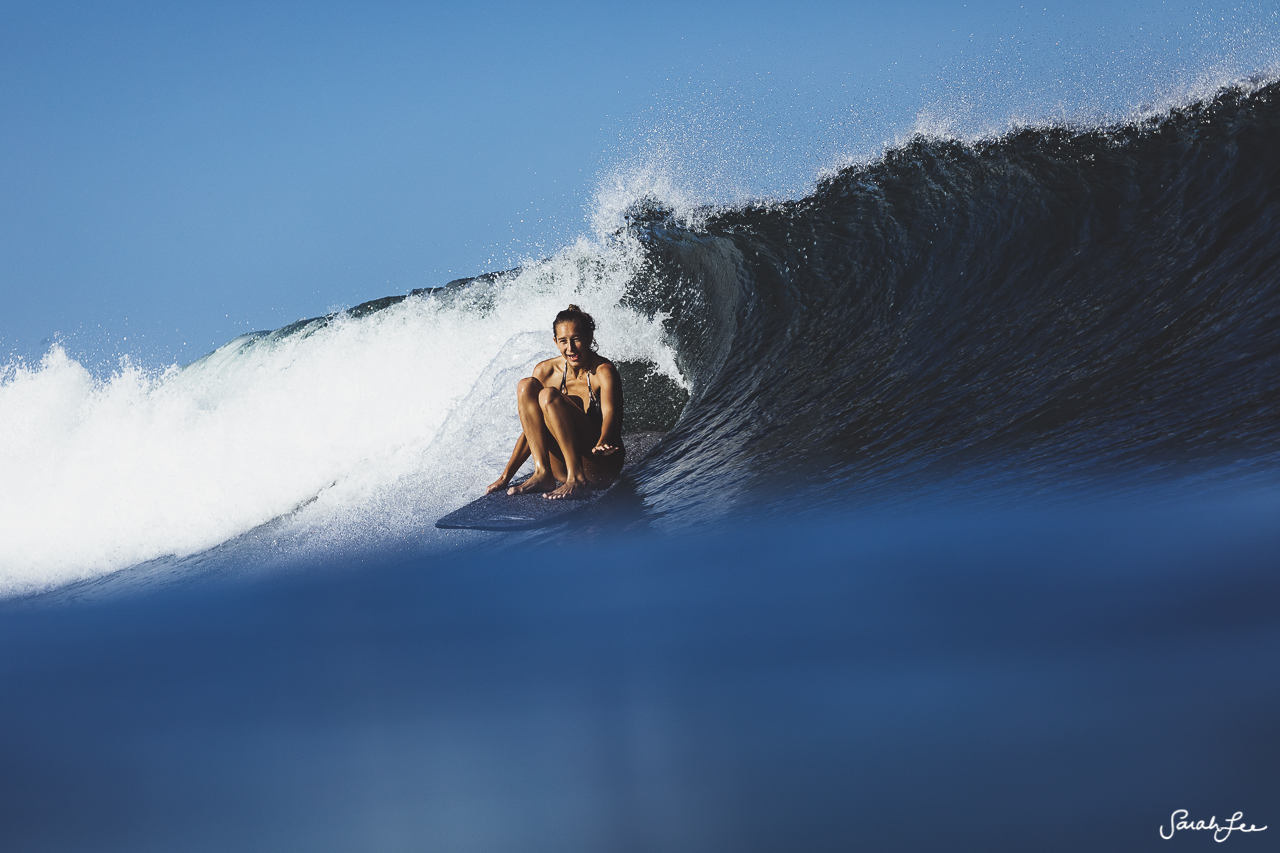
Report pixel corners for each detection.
[1161,810,1267,842]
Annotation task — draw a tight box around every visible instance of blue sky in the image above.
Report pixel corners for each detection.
[2,1,1276,368]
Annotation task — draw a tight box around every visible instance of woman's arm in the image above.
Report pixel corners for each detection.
[486,433,531,494]
[591,362,624,455]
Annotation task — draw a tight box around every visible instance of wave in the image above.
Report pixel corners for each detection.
[4,77,1280,594]
[629,75,1280,521]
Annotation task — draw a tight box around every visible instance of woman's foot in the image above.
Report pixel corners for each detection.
[508,470,557,495]
[545,476,592,500]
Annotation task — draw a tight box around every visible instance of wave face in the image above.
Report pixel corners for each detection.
[629,78,1280,522]
[4,79,1280,593]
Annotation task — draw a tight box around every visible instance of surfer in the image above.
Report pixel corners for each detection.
[485,305,625,499]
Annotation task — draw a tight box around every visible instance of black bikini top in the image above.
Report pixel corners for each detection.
[561,358,602,418]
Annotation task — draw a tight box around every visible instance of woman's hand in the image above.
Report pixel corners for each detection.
[591,442,620,456]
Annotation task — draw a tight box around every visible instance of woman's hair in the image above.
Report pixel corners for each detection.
[553,304,598,350]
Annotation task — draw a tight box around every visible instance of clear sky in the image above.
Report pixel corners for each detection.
[2,1,1276,369]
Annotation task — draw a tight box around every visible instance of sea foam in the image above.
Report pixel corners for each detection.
[0,234,682,596]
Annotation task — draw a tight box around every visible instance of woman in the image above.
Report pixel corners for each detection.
[486,305,625,500]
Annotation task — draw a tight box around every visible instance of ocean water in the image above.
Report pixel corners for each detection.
[3,73,1280,851]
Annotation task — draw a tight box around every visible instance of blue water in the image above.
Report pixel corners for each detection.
[3,491,1278,852]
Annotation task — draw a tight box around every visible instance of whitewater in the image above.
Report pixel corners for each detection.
[0,232,683,594]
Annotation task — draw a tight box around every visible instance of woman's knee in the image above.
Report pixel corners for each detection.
[517,377,543,399]
[537,386,563,408]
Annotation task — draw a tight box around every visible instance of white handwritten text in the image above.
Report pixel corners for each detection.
[1161,810,1267,842]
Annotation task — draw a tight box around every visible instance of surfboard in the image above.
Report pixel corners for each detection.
[435,431,664,531]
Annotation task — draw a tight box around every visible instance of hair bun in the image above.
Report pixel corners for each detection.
[552,304,597,348]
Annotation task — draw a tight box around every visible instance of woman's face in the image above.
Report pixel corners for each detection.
[554,320,593,366]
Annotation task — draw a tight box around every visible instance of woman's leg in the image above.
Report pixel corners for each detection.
[538,386,593,499]
[508,380,616,499]
[507,378,561,494]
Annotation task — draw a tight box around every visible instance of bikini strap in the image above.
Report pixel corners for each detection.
[561,357,600,406]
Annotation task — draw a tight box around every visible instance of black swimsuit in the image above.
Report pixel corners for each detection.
[561,358,624,466]
[561,358,602,420]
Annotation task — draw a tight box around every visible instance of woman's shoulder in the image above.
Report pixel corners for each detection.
[591,357,620,381]
[532,357,559,377]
